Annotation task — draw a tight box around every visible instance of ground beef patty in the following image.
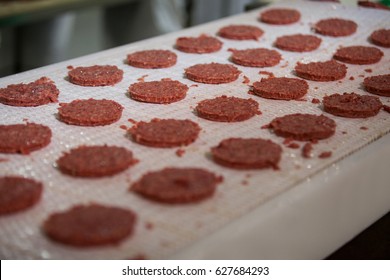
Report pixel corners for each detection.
[129,119,201,148]
[269,113,336,141]
[323,93,382,118]
[218,25,264,40]
[370,29,390,48]
[127,50,177,69]
[358,1,390,10]
[363,74,390,96]
[0,123,51,154]
[314,18,357,37]
[211,138,282,169]
[128,79,188,104]
[0,176,43,215]
[131,167,222,203]
[260,8,301,25]
[57,145,137,177]
[230,48,282,67]
[196,96,260,122]
[58,99,123,126]
[274,34,322,52]
[252,77,308,100]
[295,60,347,81]
[185,63,241,84]
[333,46,383,65]
[44,204,136,247]
[0,77,59,107]
[68,65,123,86]
[175,35,222,53]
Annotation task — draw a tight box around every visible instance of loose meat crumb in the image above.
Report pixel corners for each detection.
[318,151,332,158]
[137,75,149,82]
[287,143,300,149]
[302,143,313,158]
[312,98,320,104]
[175,149,185,157]
[128,118,138,125]
[258,71,275,78]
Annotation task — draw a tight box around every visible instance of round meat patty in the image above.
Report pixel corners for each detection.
[0,77,59,107]
[218,25,264,40]
[58,99,123,126]
[0,123,51,154]
[230,48,282,67]
[127,50,177,69]
[175,35,222,53]
[57,145,138,177]
[129,119,201,148]
[252,77,308,100]
[0,176,43,215]
[185,63,241,84]
[211,138,282,169]
[274,34,322,52]
[260,8,301,25]
[323,93,382,118]
[314,18,357,37]
[68,65,123,86]
[130,167,223,203]
[269,113,336,141]
[358,1,390,10]
[128,79,188,104]
[370,29,390,48]
[43,204,136,247]
[363,74,390,96]
[295,60,347,81]
[333,46,383,65]
[196,96,260,122]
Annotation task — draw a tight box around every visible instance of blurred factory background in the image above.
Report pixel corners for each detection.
[1,0,385,77]
[0,0,257,77]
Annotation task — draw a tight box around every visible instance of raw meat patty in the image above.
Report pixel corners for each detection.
[176,35,222,53]
[274,34,322,52]
[0,176,43,215]
[68,65,123,86]
[129,119,201,147]
[195,96,260,122]
[323,92,382,118]
[260,8,301,24]
[0,77,59,107]
[314,18,357,37]
[128,79,188,104]
[252,77,308,100]
[230,48,282,67]
[211,138,282,169]
[57,145,138,177]
[44,204,136,247]
[269,113,336,141]
[363,74,390,96]
[218,25,264,40]
[127,50,177,69]
[333,46,383,65]
[185,63,241,84]
[58,99,123,126]
[131,167,223,203]
[295,60,347,81]
[370,29,390,48]
[0,123,51,154]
